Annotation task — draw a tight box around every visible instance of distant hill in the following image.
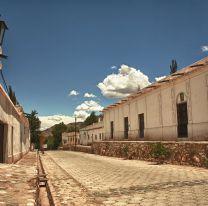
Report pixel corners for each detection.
[41,122,83,137]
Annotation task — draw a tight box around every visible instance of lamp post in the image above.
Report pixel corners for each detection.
[0,20,8,47]
[0,18,9,93]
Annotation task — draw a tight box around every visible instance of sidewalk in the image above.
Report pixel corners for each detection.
[0,152,38,206]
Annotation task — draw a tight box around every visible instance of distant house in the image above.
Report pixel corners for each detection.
[103,57,208,141]
[80,120,104,146]
[62,132,80,147]
[0,84,30,163]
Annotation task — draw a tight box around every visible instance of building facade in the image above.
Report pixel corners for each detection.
[103,57,208,141]
[62,132,80,147]
[0,85,30,163]
[80,121,104,146]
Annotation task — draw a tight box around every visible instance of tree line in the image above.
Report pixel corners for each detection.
[28,111,100,150]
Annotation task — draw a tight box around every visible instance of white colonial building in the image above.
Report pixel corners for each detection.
[62,132,80,147]
[80,120,104,146]
[103,57,208,141]
[0,84,30,163]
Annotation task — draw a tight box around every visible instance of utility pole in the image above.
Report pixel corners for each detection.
[74,115,77,150]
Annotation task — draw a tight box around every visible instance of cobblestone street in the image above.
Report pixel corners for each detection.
[41,151,208,206]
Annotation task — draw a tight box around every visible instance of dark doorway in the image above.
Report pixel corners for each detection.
[20,126,23,157]
[110,121,114,139]
[124,117,128,139]
[11,127,13,163]
[177,102,188,137]
[138,113,144,138]
[0,123,4,163]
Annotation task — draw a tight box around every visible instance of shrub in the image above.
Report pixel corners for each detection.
[151,143,170,160]
[122,144,129,158]
[204,158,208,168]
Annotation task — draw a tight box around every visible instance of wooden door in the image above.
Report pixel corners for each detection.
[124,117,128,139]
[177,102,188,137]
[110,121,114,139]
[138,113,144,138]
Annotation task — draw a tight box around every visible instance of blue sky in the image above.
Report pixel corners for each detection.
[0,0,208,128]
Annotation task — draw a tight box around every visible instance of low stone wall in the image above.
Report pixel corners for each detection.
[68,145,92,153]
[91,141,208,168]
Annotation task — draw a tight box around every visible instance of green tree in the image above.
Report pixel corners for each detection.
[28,110,41,149]
[67,125,79,132]
[8,85,19,106]
[46,136,54,150]
[52,122,67,149]
[170,59,177,74]
[83,111,98,126]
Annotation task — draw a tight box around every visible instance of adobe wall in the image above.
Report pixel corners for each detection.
[0,85,30,163]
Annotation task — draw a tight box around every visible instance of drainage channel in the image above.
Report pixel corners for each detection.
[37,151,55,206]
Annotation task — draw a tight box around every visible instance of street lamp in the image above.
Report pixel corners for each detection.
[0,20,8,59]
[0,20,8,46]
[0,18,9,93]
[74,115,77,149]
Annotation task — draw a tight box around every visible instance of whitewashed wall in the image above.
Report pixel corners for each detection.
[0,85,30,163]
[62,132,80,146]
[104,66,208,141]
[80,122,104,145]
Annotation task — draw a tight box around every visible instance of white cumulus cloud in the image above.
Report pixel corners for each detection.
[155,75,166,82]
[39,114,75,131]
[201,46,208,52]
[39,101,103,130]
[97,64,150,98]
[73,100,103,121]
[111,65,117,69]
[84,92,96,98]
[76,100,103,111]
[73,110,90,120]
[68,90,79,96]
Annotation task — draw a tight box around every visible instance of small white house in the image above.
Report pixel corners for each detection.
[103,57,208,141]
[80,121,104,146]
[62,132,80,146]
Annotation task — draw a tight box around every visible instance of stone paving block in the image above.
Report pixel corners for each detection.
[43,151,208,206]
[41,153,104,206]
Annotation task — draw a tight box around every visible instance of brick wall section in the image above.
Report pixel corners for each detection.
[90,141,208,168]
